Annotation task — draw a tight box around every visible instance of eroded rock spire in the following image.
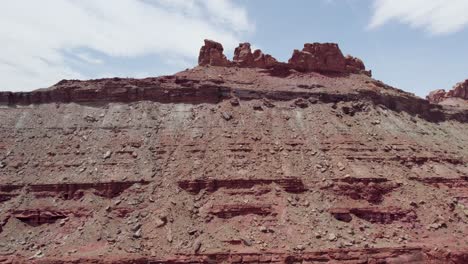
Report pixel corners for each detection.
[198,39,371,76]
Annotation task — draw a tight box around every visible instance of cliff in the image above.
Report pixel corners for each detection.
[0,40,467,263]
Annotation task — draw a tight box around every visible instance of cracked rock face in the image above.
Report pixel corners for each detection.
[0,40,467,263]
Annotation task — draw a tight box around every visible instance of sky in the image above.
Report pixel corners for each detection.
[1,0,468,97]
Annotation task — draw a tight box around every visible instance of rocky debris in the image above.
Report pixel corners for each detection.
[252,103,263,111]
[103,151,112,159]
[427,79,468,104]
[427,222,447,230]
[293,98,309,108]
[230,98,240,106]
[133,228,142,238]
[221,111,232,121]
[262,98,275,108]
[84,115,98,122]
[193,240,202,254]
[28,250,44,260]
[155,216,166,228]
[198,39,230,67]
[242,238,253,246]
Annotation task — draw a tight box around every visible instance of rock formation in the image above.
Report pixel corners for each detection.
[199,39,371,76]
[198,39,230,67]
[289,43,346,72]
[233,43,278,68]
[427,79,468,106]
[0,40,467,263]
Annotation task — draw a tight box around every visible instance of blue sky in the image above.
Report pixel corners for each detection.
[1,0,468,97]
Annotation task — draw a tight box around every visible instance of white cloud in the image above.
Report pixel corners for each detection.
[76,53,103,65]
[0,0,252,91]
[369,0,468,34]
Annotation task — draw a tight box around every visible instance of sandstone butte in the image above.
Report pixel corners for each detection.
[0,39,467,264]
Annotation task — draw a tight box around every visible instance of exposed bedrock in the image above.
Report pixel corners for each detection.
[178,178,306,194]
[4,247,468,264]
[321,177,401,204]
[410,176,468,188]
[0,181,149,201]
[208,204,274,219]
[330,207,417,224]
[12,208,90,226]
[1,79,467,123]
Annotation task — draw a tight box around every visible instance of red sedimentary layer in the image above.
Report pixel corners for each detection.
[0,76,467,123]
[330,207,417,224]
[4,247,467,263]
[409,176,468,188]
[321,177,401,204]
[177,178,307,194]
[208,204,274,218]
[0,181,149,201]
[12,208,91,226]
